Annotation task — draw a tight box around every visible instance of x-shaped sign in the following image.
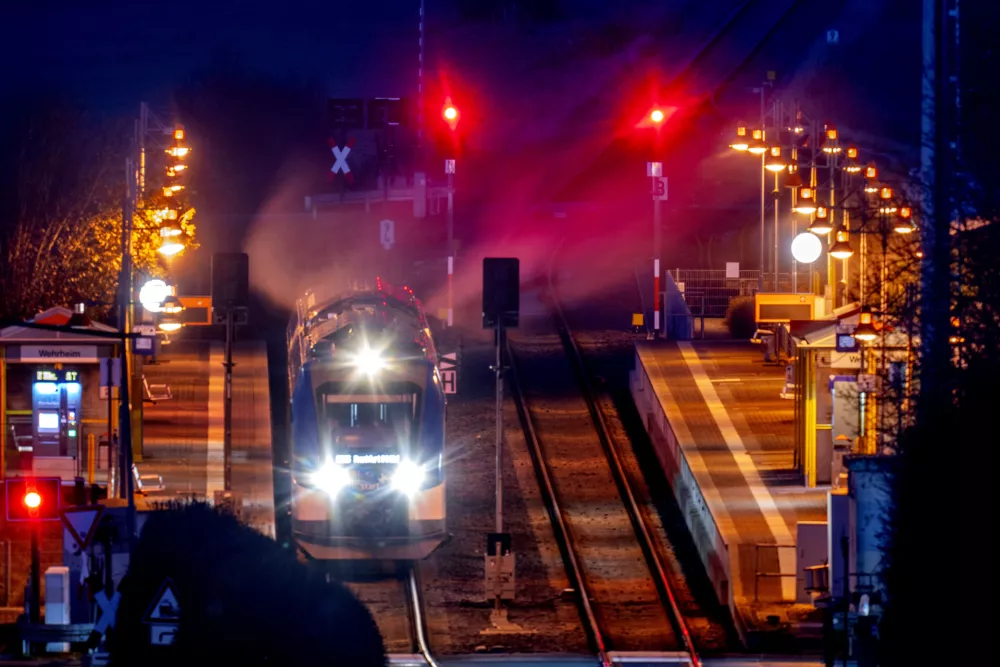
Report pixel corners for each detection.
[328,137,356,184]
[94,589,120,636]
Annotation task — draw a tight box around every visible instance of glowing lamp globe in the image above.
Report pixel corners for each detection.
[791,232,823,264]
[140,279,171,313]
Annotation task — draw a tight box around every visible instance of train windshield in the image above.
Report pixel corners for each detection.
[317,382,420,455]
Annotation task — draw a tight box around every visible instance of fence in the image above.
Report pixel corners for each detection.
[753,542,798,603]
[670,269,797,318]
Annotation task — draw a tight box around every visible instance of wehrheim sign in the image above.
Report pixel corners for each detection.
[19,345,99,363]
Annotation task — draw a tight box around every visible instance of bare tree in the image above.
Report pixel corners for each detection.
[0,106,197,319]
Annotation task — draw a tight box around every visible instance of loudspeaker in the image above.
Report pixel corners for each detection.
[211,253,249,310]
[482,257,519,329]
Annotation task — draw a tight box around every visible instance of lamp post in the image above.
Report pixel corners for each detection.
[117,105,191,548]
[816,183,918,452]
[765,144,788,283]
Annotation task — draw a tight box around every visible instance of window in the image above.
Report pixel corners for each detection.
[322,393,416,442]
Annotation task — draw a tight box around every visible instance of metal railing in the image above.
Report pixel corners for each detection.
[753,542,797,602]
[670,269,796,318]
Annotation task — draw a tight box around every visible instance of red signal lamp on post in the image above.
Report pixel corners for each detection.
[5,477,61,626]
[442,98,460,131]
[5,477,61,522]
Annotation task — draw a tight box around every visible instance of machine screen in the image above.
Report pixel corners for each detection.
[37,412,59,432]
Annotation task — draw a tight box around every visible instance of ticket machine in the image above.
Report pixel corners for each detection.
[31,368,82,456]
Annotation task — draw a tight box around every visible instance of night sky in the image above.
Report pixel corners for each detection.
[3,1,427,110]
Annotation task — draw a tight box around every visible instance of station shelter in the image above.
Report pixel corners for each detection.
[783,304,913,489]
[1,307,121,484]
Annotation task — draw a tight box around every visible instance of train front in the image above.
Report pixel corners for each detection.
[290,332,446,561]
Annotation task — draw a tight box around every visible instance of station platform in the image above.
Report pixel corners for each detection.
[142,340,275,537]
[630,339,827,631]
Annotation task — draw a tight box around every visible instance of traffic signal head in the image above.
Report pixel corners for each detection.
[24,491,41,510]
[5,477,61,522]
[442,97,460,131]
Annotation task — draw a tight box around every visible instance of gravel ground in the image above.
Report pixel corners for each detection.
[508,324,679,653]
[418,324,588,655]
[343,577,413,655]
[571,329,737,655]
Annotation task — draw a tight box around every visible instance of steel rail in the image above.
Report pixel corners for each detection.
[545,241,701,667]
[407,567,441,667]
[505,338,611,667]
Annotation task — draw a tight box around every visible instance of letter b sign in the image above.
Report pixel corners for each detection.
[652,176,668,201]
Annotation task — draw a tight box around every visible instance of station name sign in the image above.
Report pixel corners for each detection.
[19,345,98,363]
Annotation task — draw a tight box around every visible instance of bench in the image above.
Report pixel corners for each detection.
[132,464,165,494]
[143,374,173,404]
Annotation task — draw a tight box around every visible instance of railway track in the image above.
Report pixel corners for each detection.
[336,565,439,666]
[505,274,699,664]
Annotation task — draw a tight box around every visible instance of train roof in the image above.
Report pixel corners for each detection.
[288,278,438,370]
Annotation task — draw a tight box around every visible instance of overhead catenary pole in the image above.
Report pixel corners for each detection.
[919,0,956,422]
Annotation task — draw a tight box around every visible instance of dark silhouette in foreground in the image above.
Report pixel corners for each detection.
[111,502,386,667]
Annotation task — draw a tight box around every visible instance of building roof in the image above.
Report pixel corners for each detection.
[0,306,118,345]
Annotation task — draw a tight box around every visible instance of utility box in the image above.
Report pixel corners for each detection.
[796,522,828,604]
[45,566,71,653]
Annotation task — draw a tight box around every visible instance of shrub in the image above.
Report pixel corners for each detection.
[111,502,385,667]
[724,296,756,339]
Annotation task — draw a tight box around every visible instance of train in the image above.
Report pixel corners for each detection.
[286,279,447,561]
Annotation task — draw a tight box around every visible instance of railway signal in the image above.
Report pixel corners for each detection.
[442,98,460,131]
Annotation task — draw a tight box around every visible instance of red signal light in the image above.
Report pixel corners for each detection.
[24,491,42,510]
[650,109,665,124]
[442,97,460,131]
[5,477,61,522]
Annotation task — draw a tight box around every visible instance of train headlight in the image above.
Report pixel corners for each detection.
[391,460,425,497]
[312,461,351,496]
[351,346,386,377]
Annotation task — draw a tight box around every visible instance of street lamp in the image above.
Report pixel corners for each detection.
[160,295,184,315]
[139,279,171,313]
[894,206,916,234]
[864,163,879,194]
[158,313,183,332]
[853,306,878,342]
[793,186,817,214]
[808,206,834,235]
[747,129,767,155]
[116,107,193,548]
[830,229,855,260]
[730,122,750,151]
[157,237,185,257]
[844,146,862,173]
[791,231,823,264]
[765,145,786,172]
